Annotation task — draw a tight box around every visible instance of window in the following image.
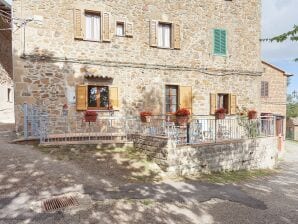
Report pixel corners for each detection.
[213,29,227,55]
[261,81,269,97]
[116,22,125,36]
[158,23,172,48]
[85,12,101,41]
[88,86,109,109]
[217,94,230,112]
[210,93,237,115]
[7,88,11,102]
[166,85,178,113]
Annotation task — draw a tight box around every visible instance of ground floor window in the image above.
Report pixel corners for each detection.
[166,85,178,113]
[217,93,230,112]
[88,86,109,109]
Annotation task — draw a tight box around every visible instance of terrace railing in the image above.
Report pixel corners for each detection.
[21,104,276,145]
[126,115,276,145]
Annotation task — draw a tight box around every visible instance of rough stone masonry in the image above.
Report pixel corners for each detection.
[12,0,262,133]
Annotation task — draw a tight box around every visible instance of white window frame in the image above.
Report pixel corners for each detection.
[158,22,172,48]
[85,12,101,41]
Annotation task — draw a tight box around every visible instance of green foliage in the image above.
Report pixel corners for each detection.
[287,94,298,118]
[262,25,298,61]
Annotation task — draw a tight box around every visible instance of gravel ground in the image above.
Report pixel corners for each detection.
[0,134,297,224]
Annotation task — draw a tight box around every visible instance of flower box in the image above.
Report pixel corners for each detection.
[140,112,152,123]
[215,108,226,120]
[84,111,98,122]
[175,108,190,126]
[248,110,257,120]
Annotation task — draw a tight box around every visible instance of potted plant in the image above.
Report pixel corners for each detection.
[248,110,257,120]
[140,111,152,123]
[175,108,191,126]
[84,110,98,122]
[215,108,226,119]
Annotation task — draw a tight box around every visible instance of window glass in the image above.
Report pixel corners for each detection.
[99,87,109,108]
[85,13,100,41]
[166,85,178,113]
[116,22,125,36]
[158,23,171,48]
[88,86,98,108]
[217,94,229,112]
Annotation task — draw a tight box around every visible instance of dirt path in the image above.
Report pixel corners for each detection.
[0,140,297,223]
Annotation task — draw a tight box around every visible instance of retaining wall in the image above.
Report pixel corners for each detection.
[130,134,278,175]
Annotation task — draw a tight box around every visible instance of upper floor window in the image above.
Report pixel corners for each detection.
[213,29,227,55]
[85,12,101,41]
[261,81,269,97]
[158,23,172,48]
[116,22,125,36]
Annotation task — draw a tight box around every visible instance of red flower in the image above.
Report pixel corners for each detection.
[175,108,191,116]
[215,108,226,114]
[140,111,152,117]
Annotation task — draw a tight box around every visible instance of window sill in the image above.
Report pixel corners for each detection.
[213,53,227,57]
[86,109,120,112]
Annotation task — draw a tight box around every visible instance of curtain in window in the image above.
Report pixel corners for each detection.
[163,25,170,48]
[93,16,100,41]
[116,23,124,36]
[85,15,93,40]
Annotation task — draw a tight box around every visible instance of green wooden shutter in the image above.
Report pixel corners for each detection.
[214,29,221,54]
[220,30,226,55]
[213,29,226,55]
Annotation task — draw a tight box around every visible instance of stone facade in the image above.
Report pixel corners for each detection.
[131,134,278,175]
[12,0,262,133]
[260,61,288,117]
[0,0,14,123]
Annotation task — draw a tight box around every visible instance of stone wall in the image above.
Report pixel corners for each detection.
[131,134,278,175]
[12,0,262,132]
[131,134,171,170]
[0,13,14,123]
[260,62,287,117]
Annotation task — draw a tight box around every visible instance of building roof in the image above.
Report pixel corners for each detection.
[262,61,293,77]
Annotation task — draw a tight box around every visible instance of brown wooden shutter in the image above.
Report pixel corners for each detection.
[109,87,119,109]
[76,85,87,111]
[210,93,217,115]
[102,12,111,42]
[229,94,237,115]
[179,86,192,114]
[74,9,83,39]
[125,22,133,37]
[173,23,181,49]
[150,20,158,47]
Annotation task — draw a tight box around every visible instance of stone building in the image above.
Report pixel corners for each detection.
[12,0,262,133]
[0,0,14,124]
[286,118,298,141]
[260,61,291,138]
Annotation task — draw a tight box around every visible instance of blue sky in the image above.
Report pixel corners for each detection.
[262,0,298,93]
[5,0,297,92]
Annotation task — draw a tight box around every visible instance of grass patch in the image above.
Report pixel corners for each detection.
[200,169,277,184]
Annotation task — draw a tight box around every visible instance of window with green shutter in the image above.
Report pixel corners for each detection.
[213,29,227,55]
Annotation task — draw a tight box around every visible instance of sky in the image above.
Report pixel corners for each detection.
[262,0,298,93]
[4,0,297,92]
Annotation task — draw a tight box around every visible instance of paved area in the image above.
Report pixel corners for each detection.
[0,135,297,223]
